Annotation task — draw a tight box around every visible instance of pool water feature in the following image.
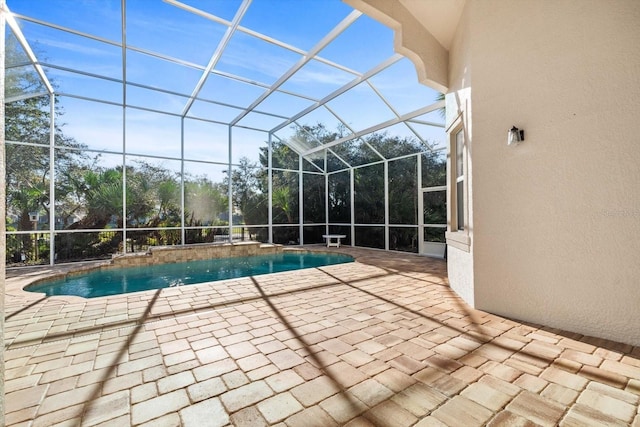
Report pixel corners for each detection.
[26,252,354,299]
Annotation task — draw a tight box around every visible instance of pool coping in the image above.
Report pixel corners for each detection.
[17,241,284,294]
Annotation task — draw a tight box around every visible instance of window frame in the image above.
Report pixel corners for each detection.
[445,114,470,251]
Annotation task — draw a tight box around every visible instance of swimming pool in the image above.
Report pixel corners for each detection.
[25,252,354,299]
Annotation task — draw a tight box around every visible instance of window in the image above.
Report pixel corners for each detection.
[446,119,470,251]
[455,129,465,231]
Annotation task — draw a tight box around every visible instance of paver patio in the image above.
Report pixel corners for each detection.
[4,247,640,426]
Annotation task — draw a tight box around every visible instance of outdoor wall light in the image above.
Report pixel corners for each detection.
[508,126,524,145]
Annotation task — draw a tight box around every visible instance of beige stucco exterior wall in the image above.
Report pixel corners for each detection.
[467,0,640,345]
[444,4,474,307]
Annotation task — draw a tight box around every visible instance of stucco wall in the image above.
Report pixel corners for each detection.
[445,4,475,308]
[468,1,640,345]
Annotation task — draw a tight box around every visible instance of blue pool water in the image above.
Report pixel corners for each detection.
[26,252,353,299]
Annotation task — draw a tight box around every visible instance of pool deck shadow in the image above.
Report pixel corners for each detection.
[5,250,374,348]
[4,246,640,426]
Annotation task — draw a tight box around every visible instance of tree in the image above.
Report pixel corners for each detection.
[74,166,124,229]
[272,186,293,224]
[184,175,227,227]
[5,37,92,261]
[273,123,446,250]
[436,92,446,118]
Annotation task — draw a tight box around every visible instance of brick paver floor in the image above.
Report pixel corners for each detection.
[4,247,640,426]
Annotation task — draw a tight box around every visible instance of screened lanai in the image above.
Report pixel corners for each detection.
[4,0,447,266]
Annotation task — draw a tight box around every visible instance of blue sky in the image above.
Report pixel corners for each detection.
[8,0,445,180]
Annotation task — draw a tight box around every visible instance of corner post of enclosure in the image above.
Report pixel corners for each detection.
[180,118,185,245]
[228,125,233,243]
[384,160,389,251]
[121,0,127,254]
[324,150,329,237]
[417,153,424,254]
[298,153,303,246]
[49,94,56,265]
[350,167,355,247]
[268,133,273,243]
[121,121,127,253]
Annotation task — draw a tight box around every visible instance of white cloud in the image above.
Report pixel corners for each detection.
[36,37,118,58]
[290,68,353,86]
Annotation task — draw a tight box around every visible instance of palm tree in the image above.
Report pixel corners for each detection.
[272,187,293,224]
[436,92,446,118]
